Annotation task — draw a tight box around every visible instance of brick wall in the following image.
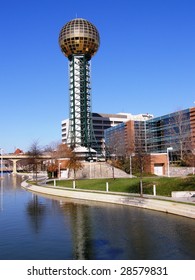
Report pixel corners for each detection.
[145,153,167,175]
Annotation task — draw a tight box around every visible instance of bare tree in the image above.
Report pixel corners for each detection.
[183,149,195,171]
[45,143,72,178]
[106,128,126,159]
[169,110,191,163]
[27,140,43,183]
[105,126,127,179]
[44,143,83,180]
[43,142,59,178]
[134,121,148,196]
[67,151,83,180]
[55,143,72,159]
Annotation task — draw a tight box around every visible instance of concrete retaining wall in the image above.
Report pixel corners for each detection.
[172,191,195,198]
[170,167,194,176]
[21,182,195,220]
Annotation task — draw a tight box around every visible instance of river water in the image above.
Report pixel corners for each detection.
[0,174,195,260]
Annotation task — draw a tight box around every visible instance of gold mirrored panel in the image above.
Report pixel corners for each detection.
[59,18,100,58]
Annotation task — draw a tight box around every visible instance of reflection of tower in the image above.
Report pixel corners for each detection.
[60,201,93,259]
[59,18,100,153]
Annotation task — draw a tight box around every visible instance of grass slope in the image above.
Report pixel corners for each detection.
[48,176,195,197]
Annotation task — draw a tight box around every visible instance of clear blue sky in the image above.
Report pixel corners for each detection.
[1,0,195,153]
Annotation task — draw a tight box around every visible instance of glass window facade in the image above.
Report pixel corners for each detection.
[104,123,126,156]
[146,109,191,154]
[104,109,192,160]
[134,121,147,153]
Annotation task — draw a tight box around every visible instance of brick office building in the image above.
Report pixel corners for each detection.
[105,107,195,175]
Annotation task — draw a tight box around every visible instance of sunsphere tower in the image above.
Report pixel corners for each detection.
[59,18,100,154]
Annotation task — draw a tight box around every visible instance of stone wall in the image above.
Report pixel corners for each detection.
[68,162,129,179]
[170,166,194,177]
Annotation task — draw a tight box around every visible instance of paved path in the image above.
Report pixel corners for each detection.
[21,180,195,220]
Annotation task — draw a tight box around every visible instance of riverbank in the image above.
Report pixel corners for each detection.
[48,176,195,196]
[21,180,195,219]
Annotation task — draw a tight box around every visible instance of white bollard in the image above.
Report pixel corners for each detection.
[153,184,156,196]
[54,179,56,187]
[73,180,76,189]
[106,182,109,192]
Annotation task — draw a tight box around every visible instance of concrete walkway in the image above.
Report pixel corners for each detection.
[21,180,195,220]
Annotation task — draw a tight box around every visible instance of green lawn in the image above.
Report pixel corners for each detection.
[47,176,195,197]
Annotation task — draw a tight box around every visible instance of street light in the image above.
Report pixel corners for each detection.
[167,147,173,177]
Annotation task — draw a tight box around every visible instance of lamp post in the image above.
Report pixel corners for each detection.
[167,147,173,177]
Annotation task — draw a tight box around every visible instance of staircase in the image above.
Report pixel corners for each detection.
[68,162,129,179]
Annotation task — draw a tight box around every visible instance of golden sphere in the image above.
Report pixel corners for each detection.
[59,18,100,59]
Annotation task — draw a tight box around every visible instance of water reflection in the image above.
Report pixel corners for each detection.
[27,194,46,233]
[58,198,195,260]
[1,174,195,260]
[60,202,93,259]
[0,176,3,211]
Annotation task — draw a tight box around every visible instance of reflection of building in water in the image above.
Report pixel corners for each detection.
[60,202,93,260]
[60,199,185,260]
[26,194,46,233]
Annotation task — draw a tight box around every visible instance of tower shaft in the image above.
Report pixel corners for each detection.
[68,55,95,149]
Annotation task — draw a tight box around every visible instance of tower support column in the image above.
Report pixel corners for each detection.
[59,18,100,156]
[68,54,96,150]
